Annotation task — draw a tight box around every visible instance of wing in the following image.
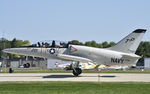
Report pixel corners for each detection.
[56,54,93,63]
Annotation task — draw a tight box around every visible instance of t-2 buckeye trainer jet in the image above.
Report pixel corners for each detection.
[3,29,146,76]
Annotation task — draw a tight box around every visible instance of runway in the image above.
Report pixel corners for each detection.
[0,73,150,82]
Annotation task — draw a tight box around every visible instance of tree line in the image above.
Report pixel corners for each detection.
[0,38,150,65]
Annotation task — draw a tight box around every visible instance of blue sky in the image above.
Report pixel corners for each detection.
[0,0,150,44]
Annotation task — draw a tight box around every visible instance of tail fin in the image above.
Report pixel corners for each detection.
[108,29,146,53]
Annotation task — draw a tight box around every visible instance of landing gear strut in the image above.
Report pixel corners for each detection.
[72,61,82,76]
[73,68,82,76]
[65,61,82,76]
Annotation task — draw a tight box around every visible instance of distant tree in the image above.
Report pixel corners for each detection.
[91,41,97,47]
[16,40,23,47]
[136,41,150,65]
[102,41,109,48]
[84,41,101,48]
[0,39,11,58]
[108,42,115,47]
[69,40,83,45]
[98,43,102,48]
[84,41,91,46]
[11,38,17,48]
[22,40,30,46]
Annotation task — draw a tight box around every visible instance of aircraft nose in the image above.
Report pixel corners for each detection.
[2,48,18,53]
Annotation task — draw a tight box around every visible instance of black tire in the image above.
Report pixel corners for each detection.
[9,68,14,73]
[77,68,82,74]
[73,70,79,76]
[73,68,82,76]
[26,63,30,68]
[23,64,27,68]
[23,63,30,68]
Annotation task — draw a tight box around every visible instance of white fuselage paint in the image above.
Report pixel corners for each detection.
[69,45,140,66]
[3,44,140,66]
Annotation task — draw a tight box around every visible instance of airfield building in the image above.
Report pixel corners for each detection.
[144,58,150,69]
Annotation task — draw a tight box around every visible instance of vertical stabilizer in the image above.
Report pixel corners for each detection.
[109,29,146,53]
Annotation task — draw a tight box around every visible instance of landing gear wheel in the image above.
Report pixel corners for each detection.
[73,68,82,76]
[78,68,82,74]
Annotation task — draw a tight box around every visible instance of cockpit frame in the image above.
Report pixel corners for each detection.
[27,40,69,48]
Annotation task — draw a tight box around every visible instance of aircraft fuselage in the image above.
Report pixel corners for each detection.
[3,44,140,66]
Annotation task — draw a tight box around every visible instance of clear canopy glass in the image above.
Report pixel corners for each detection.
[28,40,69,48]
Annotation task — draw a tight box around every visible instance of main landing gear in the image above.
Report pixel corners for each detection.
[65,62,82,76]
[73,68,82,76]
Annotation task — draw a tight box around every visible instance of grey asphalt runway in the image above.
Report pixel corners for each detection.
[0,73,150,82]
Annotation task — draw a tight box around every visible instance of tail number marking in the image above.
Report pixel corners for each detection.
[125,38,135,43]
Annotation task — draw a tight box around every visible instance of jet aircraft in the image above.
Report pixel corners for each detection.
[3,29,146,76]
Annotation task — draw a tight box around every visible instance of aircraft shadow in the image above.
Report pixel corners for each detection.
[43,75,116,78]
[43,75,75,78]
[100,75,116,78]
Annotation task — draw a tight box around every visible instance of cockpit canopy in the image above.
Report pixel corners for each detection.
[28,40,69,48]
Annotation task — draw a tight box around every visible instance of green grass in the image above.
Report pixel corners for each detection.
[0,82,150,94]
